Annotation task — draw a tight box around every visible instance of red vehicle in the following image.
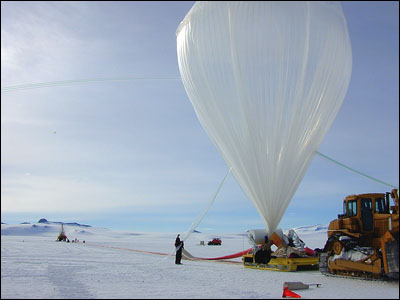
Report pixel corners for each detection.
[208,238,222,245]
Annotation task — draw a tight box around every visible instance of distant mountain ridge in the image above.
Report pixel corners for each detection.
[38,218,91,228]
[293,224,328,232]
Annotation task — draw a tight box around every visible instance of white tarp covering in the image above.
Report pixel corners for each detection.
[177,1,352,234]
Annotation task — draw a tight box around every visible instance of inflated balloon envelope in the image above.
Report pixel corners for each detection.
[176,1,352,235]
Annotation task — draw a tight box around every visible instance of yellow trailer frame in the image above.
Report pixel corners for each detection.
[242,253,319,272]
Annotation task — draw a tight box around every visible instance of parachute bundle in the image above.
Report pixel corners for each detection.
[177,1,352,234]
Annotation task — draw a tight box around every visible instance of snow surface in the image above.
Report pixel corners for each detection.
[1,223,398,299]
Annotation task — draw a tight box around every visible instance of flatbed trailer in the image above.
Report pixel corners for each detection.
[242,253,319,272]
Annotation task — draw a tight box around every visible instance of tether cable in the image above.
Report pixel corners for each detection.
[315,151,397,189]
[1,77,181,93]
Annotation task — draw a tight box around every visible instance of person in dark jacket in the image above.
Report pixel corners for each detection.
[175,234,184,264]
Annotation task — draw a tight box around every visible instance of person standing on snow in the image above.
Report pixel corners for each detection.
[175,234,184,264]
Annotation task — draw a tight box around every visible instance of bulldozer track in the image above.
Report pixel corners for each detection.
[320,270,398,282]
[318,252,398,282]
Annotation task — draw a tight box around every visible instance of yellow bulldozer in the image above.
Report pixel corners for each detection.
[319,189,399,280]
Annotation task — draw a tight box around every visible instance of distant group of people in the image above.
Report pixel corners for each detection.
[59,237,85,243]
[71,238,85,243]
[175,234,184,264]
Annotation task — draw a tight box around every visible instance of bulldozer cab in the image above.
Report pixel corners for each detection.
[338,193,391,235]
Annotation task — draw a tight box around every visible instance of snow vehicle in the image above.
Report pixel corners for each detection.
[319,189,399,280]
[208,238,222,245]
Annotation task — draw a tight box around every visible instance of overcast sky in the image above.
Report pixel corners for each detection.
[1,1,398,233]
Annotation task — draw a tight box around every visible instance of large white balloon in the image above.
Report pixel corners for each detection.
[176,1,352,234]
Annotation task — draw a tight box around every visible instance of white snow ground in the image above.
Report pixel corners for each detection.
[1,223,399,299]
